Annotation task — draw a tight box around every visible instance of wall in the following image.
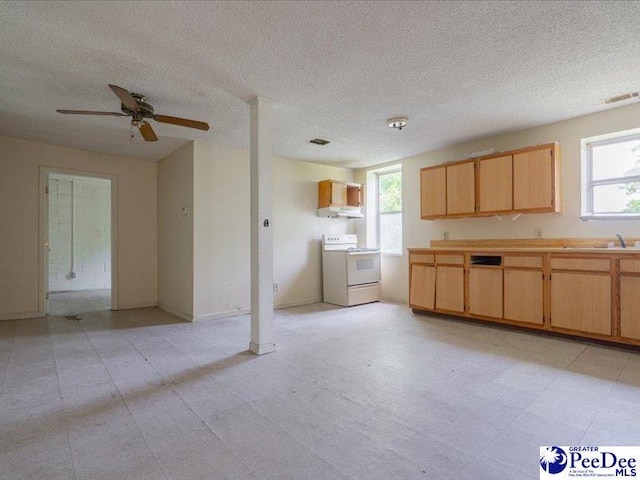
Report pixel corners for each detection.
[354,102,640,303]
[157,142,194,319]
[0,135,157,319]
[48,174,111,292]
[191,140,354,320]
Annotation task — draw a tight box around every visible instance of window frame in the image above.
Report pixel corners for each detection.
[582,131,640,220]
[376,168,402,255]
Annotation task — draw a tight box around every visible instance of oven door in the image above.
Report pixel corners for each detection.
[346,251,381,286]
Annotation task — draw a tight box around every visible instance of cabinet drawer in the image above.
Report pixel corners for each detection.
[410,253,435,265]
[436,254,464,265]
[503,256,543,269]
[620,259,640,273]
[550,257,610,272]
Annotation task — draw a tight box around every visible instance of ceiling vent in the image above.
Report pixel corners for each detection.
[602,92,640,104]
[310,138,330,145]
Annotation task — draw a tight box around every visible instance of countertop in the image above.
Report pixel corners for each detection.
[408,247,640,254]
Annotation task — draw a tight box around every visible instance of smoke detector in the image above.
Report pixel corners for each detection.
[387,117,408,130]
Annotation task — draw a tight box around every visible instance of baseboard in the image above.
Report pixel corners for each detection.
[274,296,322,310]
[0,311,43,321]
[191,297,322,322]
[380,295,408,305]
[157,303,194,321]
[192,307,251,322]
[117,302,158,310]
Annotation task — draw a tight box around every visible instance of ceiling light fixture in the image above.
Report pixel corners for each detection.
[602,92,639,104]
[387,117,408,130]
[310,138,330,145]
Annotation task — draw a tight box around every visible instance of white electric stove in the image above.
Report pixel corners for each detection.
[321,234,381,306]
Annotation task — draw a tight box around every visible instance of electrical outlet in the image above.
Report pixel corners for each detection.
[273,283,278,292]
[443,231,450,240]
[534,228,542,238]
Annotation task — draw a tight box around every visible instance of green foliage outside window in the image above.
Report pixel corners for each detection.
[379,171,402,212]
[620,143,640,213]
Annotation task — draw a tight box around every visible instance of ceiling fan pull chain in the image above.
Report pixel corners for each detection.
[130,123,134,143]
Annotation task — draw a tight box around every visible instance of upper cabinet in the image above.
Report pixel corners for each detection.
[446,161,476,216]
[318,179,363,217]
[513,145,560,212]
[478,154,513,214]
[420,166,446,218]
[421,143,560,219]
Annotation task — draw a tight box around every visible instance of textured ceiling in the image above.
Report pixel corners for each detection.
[1,1,640,167]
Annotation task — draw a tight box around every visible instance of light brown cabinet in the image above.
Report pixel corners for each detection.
[435,266,465,313]
[318,179,363,217]
[409,264,436,311]
[513,146,560,212]
[478,155,513,214]
[469,268,502,318]
[408,247,640,347]
[407,252,464,313]
[420,143,560,219]
[620,259,640,340]
[318,179,362,208]
[420,166,446,218]
[446,161,476,216]
[550,272,611,335]
[503,269,543,324]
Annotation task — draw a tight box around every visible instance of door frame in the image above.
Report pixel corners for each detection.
[38,166,119,316]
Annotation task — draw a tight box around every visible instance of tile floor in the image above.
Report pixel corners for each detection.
[1,301,640,479]
[48,289,111,317]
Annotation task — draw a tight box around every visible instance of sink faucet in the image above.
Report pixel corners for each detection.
[616,233,627,248]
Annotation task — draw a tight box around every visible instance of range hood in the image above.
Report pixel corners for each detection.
[317,206,364,218]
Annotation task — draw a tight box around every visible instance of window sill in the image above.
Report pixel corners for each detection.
[580,214,640,221]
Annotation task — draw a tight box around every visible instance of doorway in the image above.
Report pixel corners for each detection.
[40,168,117,316]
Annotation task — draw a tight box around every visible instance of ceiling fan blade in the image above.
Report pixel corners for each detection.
[153,114,209,131]
[108,84,139,113]
[139,121,158,142]
[57,109,128,116]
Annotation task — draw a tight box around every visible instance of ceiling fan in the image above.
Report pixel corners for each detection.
[57,84,210,142]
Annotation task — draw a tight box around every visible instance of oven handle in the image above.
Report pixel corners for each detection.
[346,251,379,256]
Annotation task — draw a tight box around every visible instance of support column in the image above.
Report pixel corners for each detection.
[249,96,276,355]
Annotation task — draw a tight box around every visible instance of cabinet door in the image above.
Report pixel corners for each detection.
[435,266,464,313]
[410,264,436,310]
[469,268,502,318]
[446,161,475,215]
[550,272,611,335]
[621,276,640,339]
[331,182,347,205]
[504,270,543,324]
[513,147,556,211]
[421,166,446,218]
[478,155,513,213]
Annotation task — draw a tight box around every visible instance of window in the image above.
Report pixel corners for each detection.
[377,169,402,254]
[584,132,640,218]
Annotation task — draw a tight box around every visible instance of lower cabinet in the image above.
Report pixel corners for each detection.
[469,268,502,318]
[503,270,543,324]
[435,266,464,313]
[408,249,640,347]
[410,264,435,310]
[620,276,640,340]
[550,272,611,335]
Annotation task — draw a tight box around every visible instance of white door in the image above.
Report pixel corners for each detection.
[346,251,381,286]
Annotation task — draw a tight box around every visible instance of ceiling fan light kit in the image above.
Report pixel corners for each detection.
[57,84,210,142]
[387,117,408,130]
